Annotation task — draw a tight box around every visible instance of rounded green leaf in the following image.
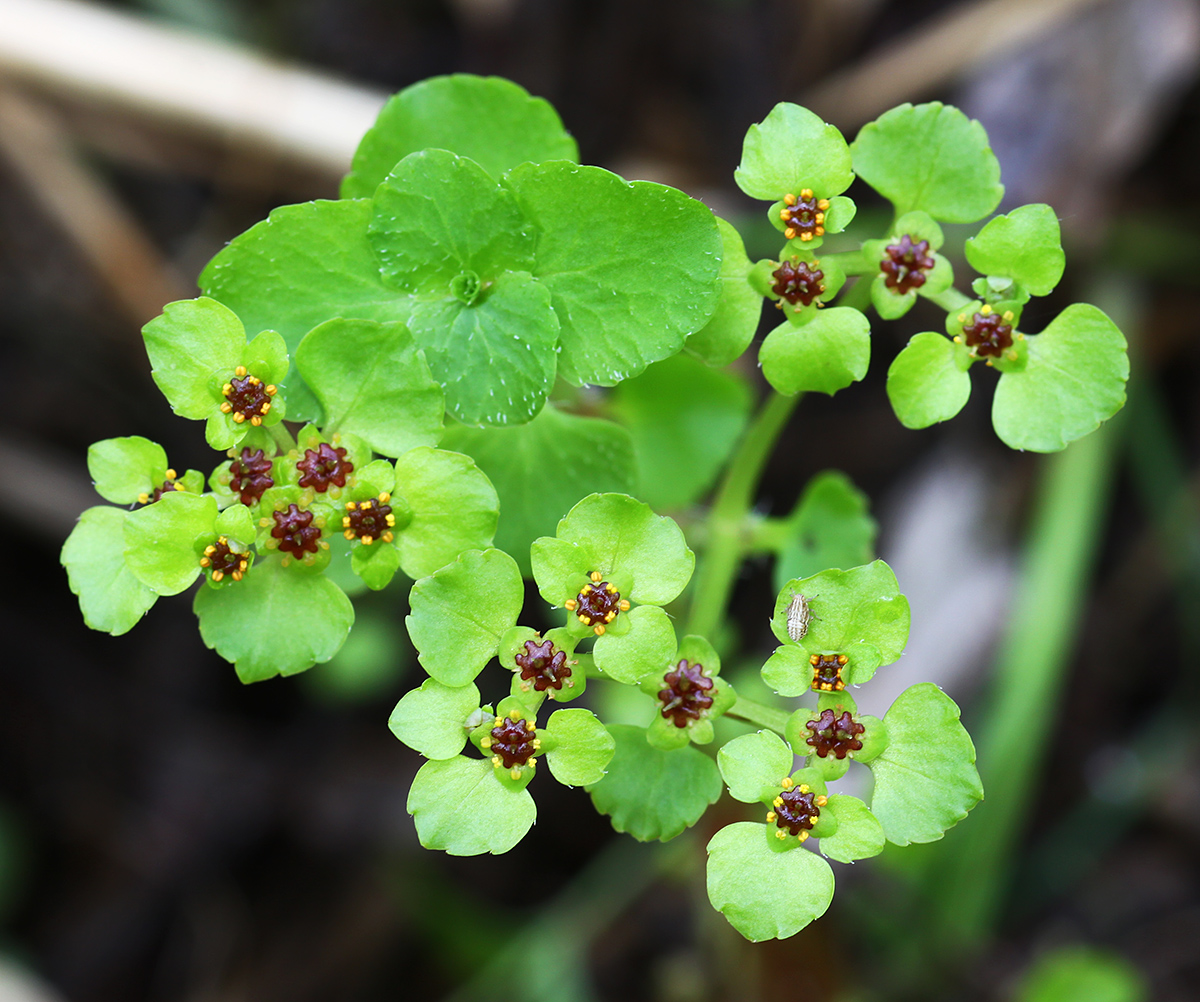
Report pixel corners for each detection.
[124,491,218,595]
[544,708,616,786]
[295,318,443,457]
[819,794,885,863]
[87,437,169,504]
[706,822,835,941]
[759,307,871,396]
[406,548,523,687]
[869,682,983,845]
[609,353,753,511]
[887,331,972,429]
[193,556,354,683]
[870,273,917,320]
[851,103,1003,223]
[443,404,635,577]
[504,161,723,386]
[774,470,877,590]
[199,198,411,353]
[389,678,481,760]
[593,604,677,685]
[992,304,1128,452]
[734,103,853,200]
[554,493,694,606]
[341,74,577,198]
[408,756,535,855]
[142,298,245,419]
[685,216,762,367]
[965,203,1065,297]
[350,539,402,591]
[406,269,560,426]
[718,730,795,804]
[392,447,499,578]
[760,644,813,697]
[588,724,722,841]
[62,506,158,635]
[369,149,535,293]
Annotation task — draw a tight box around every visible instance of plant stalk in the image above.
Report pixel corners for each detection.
[687,390,801,639]
[725,695,790,735]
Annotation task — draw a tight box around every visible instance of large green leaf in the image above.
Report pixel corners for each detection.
[869,682,982,845]
[992,304,1128,452]
[87,437,168,505]
[734,103,853,200]
[717,730,795,804]
[408,756,535,855]
[405,548,523,687]
[193,556,354,683]
[965,203,1065,296]
[609,353,753,510]
[199,198,410,353]
[406,270,560,426]
[341,74,577,198]
[393,447,499,578]
[819,795,885,863]
[588,724,722,841]
[759,307,871,396]
[592,604,678,685]
[504,161,723,385]
[887,331,972,430]
[706,823,835,941]
[774,471,877,590]
[368,149,535,293]
[62,506,158,635]
[685,216,762,366]
[442,406,636,576]
[123,491,218,596]
[295,318,443,456]
[851,103,1003,223]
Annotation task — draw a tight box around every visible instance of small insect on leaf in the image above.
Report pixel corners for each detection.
[786,591,815,642]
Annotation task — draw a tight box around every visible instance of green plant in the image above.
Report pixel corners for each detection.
[61,73,1129,941]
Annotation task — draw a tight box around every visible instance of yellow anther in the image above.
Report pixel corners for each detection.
[780,209,791,221]
[781,777,794,789]
[222,384,233,395]
[494,717,504,728]
[980,304,993,315]
[800,231,814,242]
[604,611,616,623]
[137,493,150,504]
[799,784,810,794]
[953,336,963,343]
[814,212,825,224]
[200,557,211,568]
[798,831,809,842]
[565,599,577,611]
[532,739,541,749]
[173,483,185,492]
[346,501,359,511]
[220,402,233,414]
[361,535,373,546]
[235,366,247,377]
[382,531,394,543]
[266,385,277,396]
[775,829,787,840]
[986,360,994,367]
[379,493,390,503]
[492,755,501,767]
[594,624,606,635]
[385,515,396,527]
[1003,311,1014,321]
[619,600,630,611]
[232,412,245,424]
[605,583,618,594]
[212,571,223,581]
[800,188,813,199]
[816,795,828,807]
[525,720,536,731]
[766,811,777,823]
[342,517,351,529]
[510,767,521,780]
[784,193,798,206]
[957,314,966,324]
[837,655,848,665]
[509,709,521,721]
[250,416,262,426]
[528,758,536,768]
[817,199,830,210]
[773,796,784,808]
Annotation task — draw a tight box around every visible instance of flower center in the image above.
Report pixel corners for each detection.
[199,535,248,582]
[268,503,322,556]
[220,366,276,426]
[771,258,826,309]
[766,778,828,841]
[657,659,715,728]
[137,468,184,505]
[805,709,865,759]
[565,571,630,635]
[296,443,353,492]
[515,638,574,692]
[481,710,542,779]
[957,306,1016,359]
[342,494,395,545]
[779,189,830,242]
[228,447,274,506]
[880,234,935,294]
[810,653,848,692]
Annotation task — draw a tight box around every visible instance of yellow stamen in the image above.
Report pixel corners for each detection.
[235,366,247,377]
[594,625,606,636]
[590,571,603,582]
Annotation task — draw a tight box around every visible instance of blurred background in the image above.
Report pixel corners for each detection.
[1,0,1199,998]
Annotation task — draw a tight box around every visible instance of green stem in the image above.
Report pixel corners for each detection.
[827,250,874,275]
[268,422,296,453]
[687,391,801,638]
[926,287,972,312]
[926,418,1120,949]
[726,695,790,735]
